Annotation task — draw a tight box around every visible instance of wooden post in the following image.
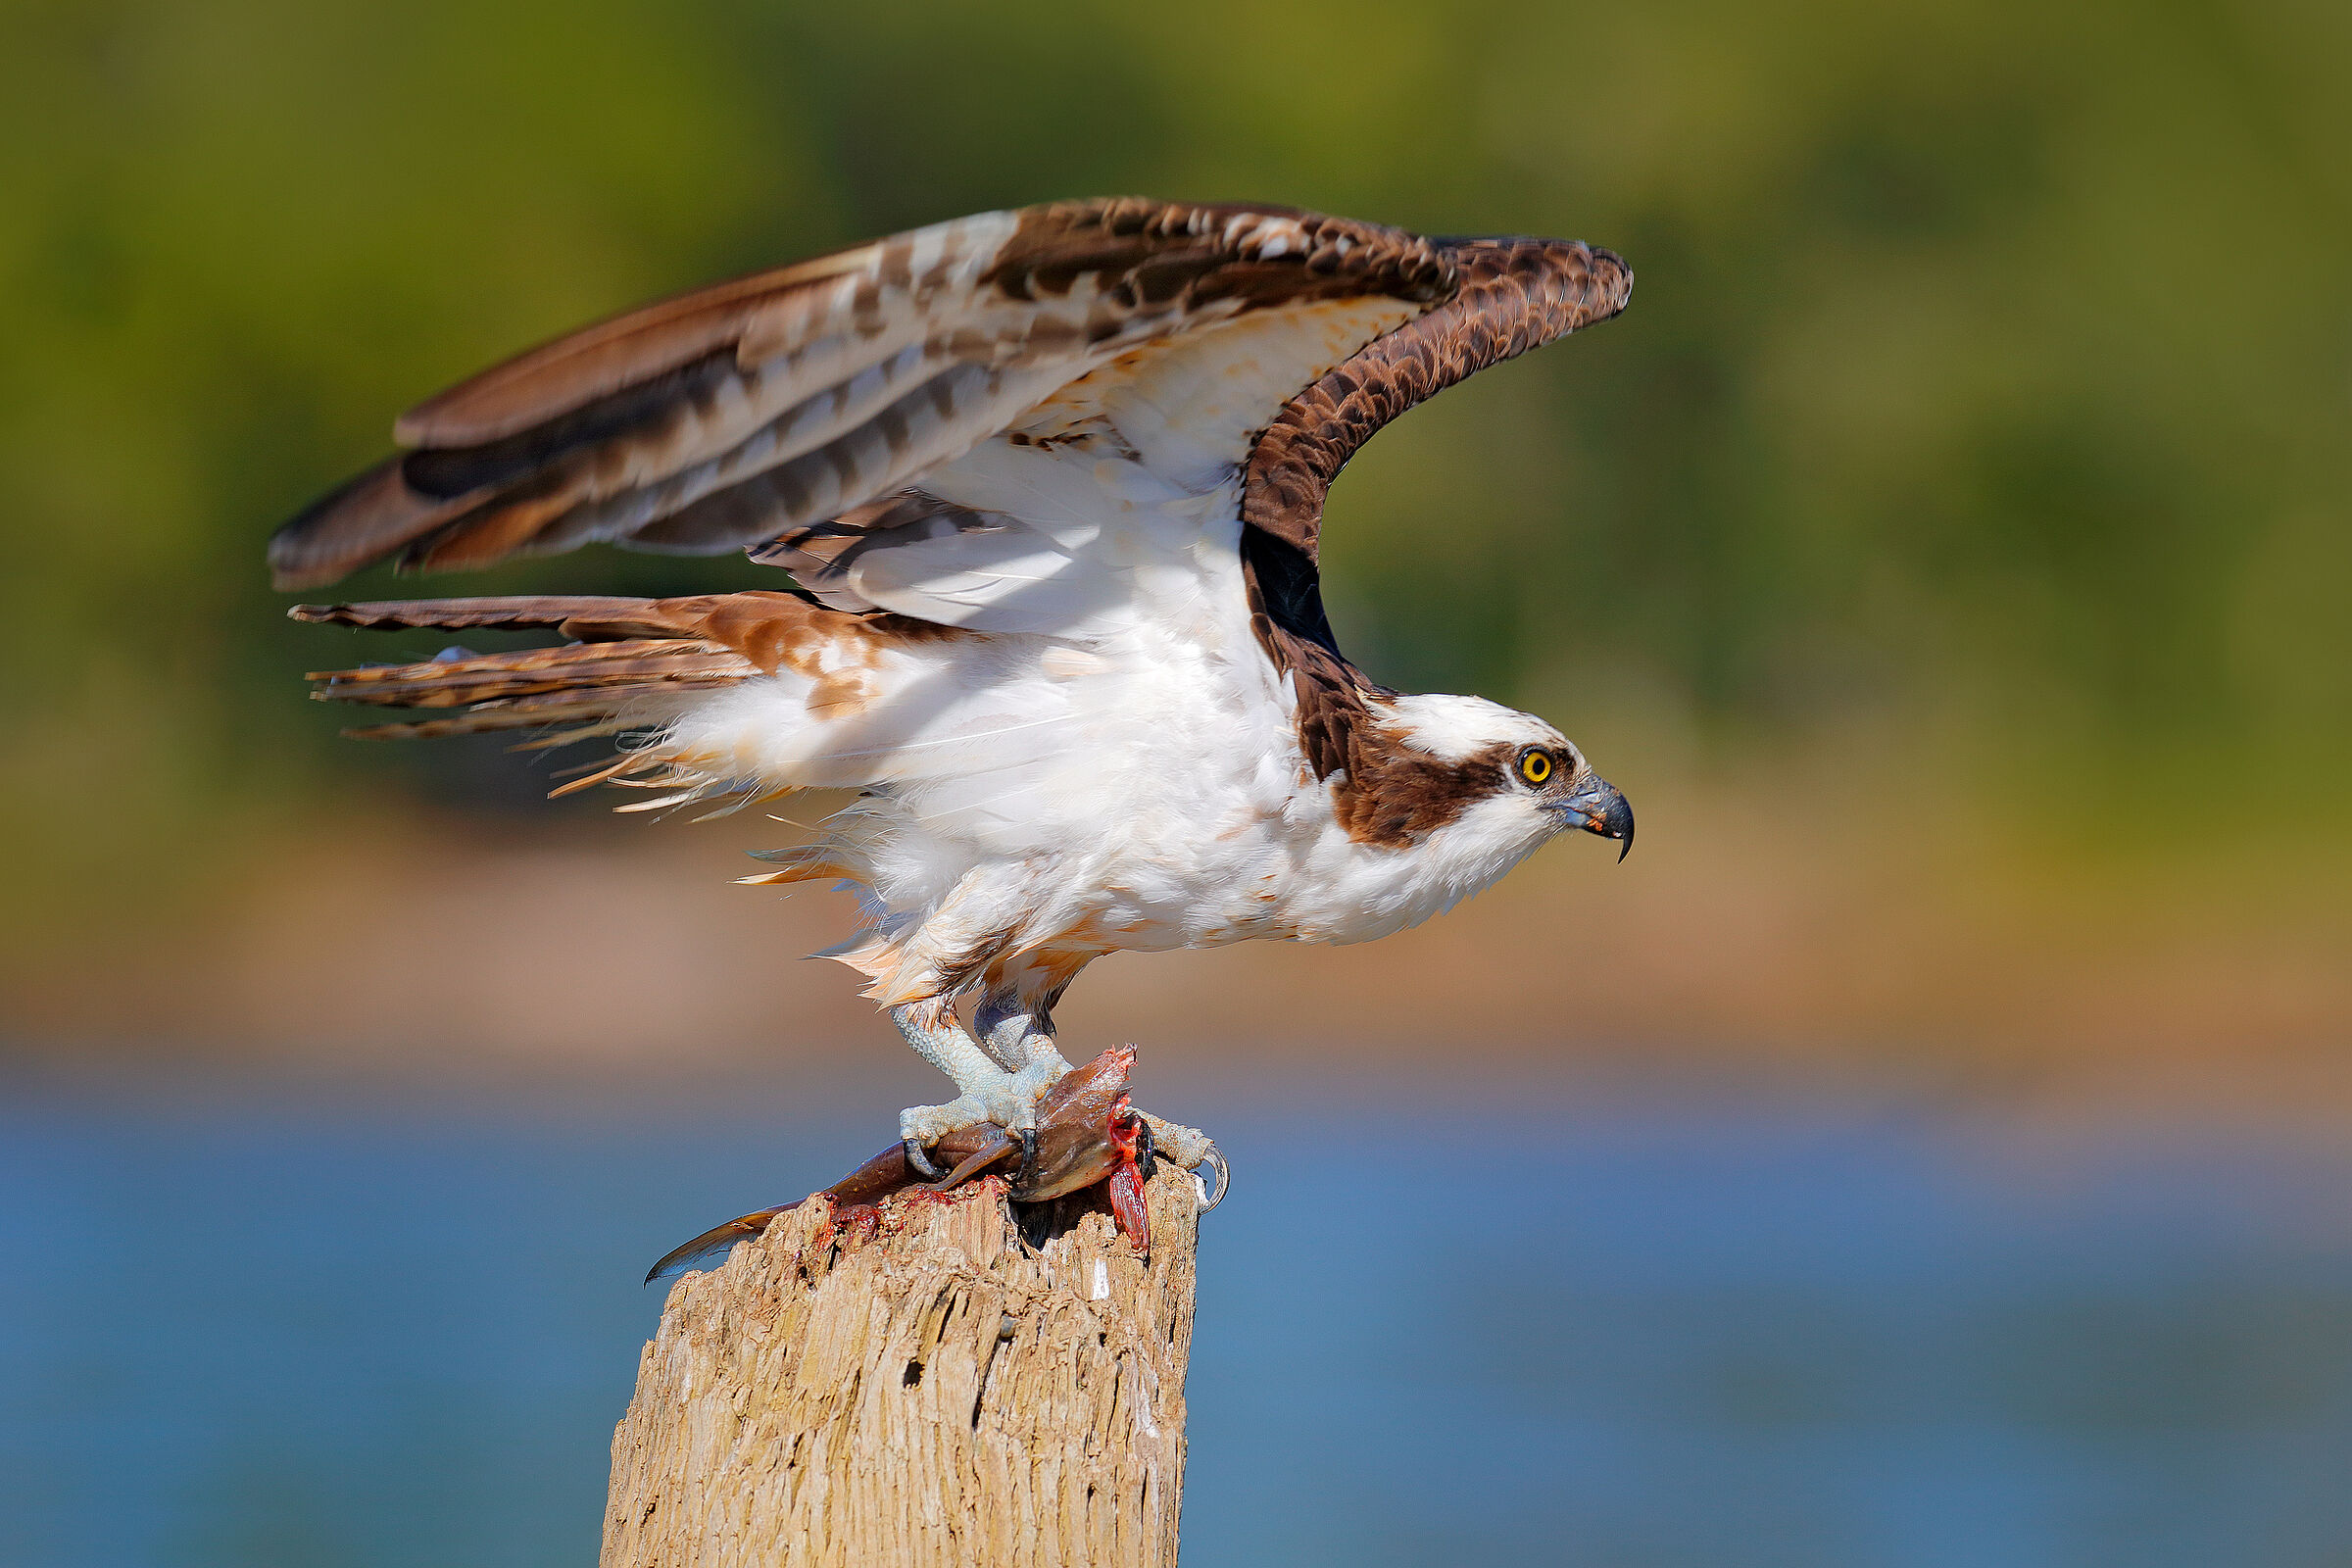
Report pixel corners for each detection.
[602,1166,1202,1567]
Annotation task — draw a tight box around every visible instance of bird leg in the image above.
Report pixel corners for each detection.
[974,993,1076,1189]
[897,995,1226,1205]
[893,999,1067,1176]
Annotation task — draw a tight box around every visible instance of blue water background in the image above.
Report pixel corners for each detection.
[5,1075,2350,1567]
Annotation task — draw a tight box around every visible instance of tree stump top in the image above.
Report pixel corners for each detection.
[604,1167,1202,1568]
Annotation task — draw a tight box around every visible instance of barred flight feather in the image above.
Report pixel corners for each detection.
[269,200,1451,591]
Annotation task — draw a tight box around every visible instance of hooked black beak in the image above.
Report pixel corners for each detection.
[1553,776,1635,861]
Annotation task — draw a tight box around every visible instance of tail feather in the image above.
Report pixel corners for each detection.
[289,596,700,641]
[335,692,683,742]
[289,586,952,811]
[309,640,754,710]
[296,595,762,781]
[509,718,641,753]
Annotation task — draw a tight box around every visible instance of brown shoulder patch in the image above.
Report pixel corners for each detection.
[1242,563,1512,850]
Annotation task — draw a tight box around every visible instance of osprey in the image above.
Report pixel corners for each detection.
[273,199,1635,1185]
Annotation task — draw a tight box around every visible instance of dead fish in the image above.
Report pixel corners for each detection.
[646,1047,1154,1284]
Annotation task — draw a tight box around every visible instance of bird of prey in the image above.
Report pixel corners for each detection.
[272,198,1635,1184]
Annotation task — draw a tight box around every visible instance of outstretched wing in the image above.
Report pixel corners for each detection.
[267,198,1454,591]
[727,234,1633,645]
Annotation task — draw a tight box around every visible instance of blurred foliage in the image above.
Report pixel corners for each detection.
[2,0,2347,915]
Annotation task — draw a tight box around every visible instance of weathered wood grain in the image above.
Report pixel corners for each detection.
[603,1168,1200,1567]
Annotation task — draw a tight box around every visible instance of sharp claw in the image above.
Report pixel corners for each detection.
[1014,1127,1039,1193]
[903,1136,943,1181]
[1134,1118,1157,1184]
[1194,1142,1228,1211]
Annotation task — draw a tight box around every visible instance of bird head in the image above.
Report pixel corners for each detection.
[1377,692,1634,862]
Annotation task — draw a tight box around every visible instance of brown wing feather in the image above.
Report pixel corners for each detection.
[394,251,879,448]
[269,199,1451,591]
[1242,238,1632,563]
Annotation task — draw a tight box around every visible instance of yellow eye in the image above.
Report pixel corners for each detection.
[1518,749,1553,786]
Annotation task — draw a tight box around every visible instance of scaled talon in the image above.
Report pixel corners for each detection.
[1194,1143,1230,1211]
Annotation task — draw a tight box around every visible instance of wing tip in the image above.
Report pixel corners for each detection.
[267,458,476,593]
[1583,242,1635,314]
[266,522,346,593]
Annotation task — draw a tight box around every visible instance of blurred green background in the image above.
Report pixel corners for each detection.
[8,7,2352,1564]
[3,0,2346,1070]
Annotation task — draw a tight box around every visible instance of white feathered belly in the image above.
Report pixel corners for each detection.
[645,574,1505,998]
